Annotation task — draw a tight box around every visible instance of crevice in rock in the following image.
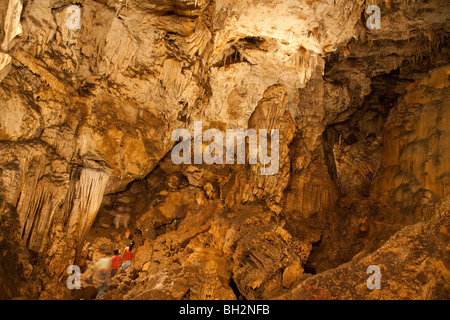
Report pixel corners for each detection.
[303,239,321,275]
[229,277,246,300]
[213,46,252,68]
[321,126,339,184]
[239,36,265,46]
[181,288,191,300]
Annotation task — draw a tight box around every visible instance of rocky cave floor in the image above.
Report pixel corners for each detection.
[0,0,449,300]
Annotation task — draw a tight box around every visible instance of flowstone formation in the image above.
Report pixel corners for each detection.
[0,0,449,300]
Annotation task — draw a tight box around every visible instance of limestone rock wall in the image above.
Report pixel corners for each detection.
[0,0,449,300]
[372,66,450,220]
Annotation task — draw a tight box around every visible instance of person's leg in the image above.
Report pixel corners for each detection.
[96,282,108,299]
[121,260,131,270]
[96,271,108,299]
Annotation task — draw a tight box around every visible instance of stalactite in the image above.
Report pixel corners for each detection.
[1,0,23,51]
[0,0,448,301]
[16,170,69,254]
[297,47,324,87]
[65,167,109,251]
[185,21,212,58]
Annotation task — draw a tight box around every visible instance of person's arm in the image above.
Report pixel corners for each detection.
[121,247,128,262]
[108,257,113,271]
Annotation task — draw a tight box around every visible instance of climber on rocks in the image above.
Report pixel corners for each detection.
[111,249,121,278]
[93,254,113,299]
[121,240,135,271]
[113,206,131,229]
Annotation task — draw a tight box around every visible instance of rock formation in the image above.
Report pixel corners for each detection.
[0,0,449,300]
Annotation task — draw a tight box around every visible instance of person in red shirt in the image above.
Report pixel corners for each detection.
[121,240,135,270]
[110,249,121,277]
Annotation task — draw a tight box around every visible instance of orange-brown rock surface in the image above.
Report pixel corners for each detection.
[0,0,449,300]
